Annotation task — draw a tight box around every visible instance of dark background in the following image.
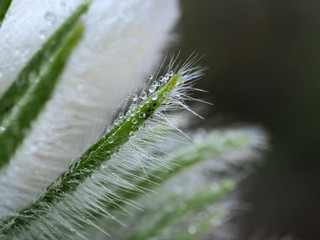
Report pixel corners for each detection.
[171,1,320,239]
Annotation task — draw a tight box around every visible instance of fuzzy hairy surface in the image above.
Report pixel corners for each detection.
[98,127,267,240]
[0,0,180,218]
[0,56,207,239]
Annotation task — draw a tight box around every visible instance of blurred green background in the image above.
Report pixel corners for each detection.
[171,1,320,239]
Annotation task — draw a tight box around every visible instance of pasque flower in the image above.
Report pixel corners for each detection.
[0,1,269,240]
[0,0,179,217]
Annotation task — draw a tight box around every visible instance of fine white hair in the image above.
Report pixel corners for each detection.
[0,0,180,218]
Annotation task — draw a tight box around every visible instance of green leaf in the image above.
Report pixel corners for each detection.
[0,0,11,28]
[124,180,234,240]
[0,2,90,169]
[93,128,264,240]
[105,128,253,209]
[0,73,184,237]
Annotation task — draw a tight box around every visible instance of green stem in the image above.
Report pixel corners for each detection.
[0,73,184,236]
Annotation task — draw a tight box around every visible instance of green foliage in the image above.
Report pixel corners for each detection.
[125,180,234,240]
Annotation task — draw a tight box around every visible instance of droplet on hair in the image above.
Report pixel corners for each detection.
[148,85,156,94]
[132,93,138,102]
[139,112,146,119]
[107,136,114,143]
[44,12,56,26]
[159,76,164,82]
[164,73,170,81]
[131,118,138,124]
[39,30,46,40]
[140,91,147,100]
[151,94,158,101]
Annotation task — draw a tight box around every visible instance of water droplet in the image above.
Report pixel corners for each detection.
[131,118,138,124]
[39,30,46,40]
[139,112,146,119]
[151,94,158,101]
[129,131,134,136]
[130,103,137,110]
[148,85,156,94]
[0,126,6,132]
[148,74,153,80]
[153,81,160,87]
[44,12,56,26]
[140,91,147,100]
[163,73,170,81]
[107,136,114,143]
[118,112,124,119]
[169,71,174,76]
[159,76,164,82]
[132,93,138,102]
[163,91,170,97]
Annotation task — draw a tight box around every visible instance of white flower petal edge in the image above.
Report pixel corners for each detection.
[0,0,180,219]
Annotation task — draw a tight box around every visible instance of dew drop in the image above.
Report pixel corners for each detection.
[151,94,158,101]
[44,12,56,26]
[148,85,156,94]
[159,76,164,82]
[163,91,170,97]
[153,81,160,87]
[139,112,146,119]
[132,93,138,102]
[131,118,138,124]
[140,91,147,100]
[163,73,170,81]
[129,131,134,136]
[107,136,114,143]
[0,126,6,132]
[148,74,153,80]
[169,71,174,76]
[130,103,137,110]
[39,30,46,40]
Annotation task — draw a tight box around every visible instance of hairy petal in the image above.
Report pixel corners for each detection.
[0,0,180,217]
